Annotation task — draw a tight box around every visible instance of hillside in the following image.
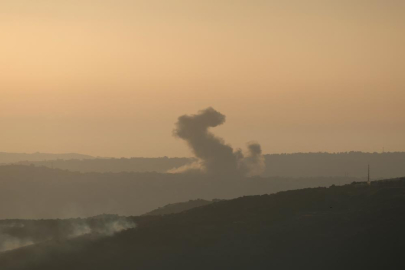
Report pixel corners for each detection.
[14,152,405,179]
[143,199,215,216]
[1,178,404,269]
[0,165,356,219]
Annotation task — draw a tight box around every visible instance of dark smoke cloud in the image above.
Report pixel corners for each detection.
[171,107,265,176]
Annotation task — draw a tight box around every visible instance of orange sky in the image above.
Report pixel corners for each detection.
[1,1,404,157]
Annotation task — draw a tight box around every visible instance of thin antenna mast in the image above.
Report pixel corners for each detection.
[368,164,370,184]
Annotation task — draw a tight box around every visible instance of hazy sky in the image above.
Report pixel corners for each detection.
[1,0,404,157]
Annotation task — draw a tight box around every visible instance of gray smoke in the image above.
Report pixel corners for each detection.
[69,218,136,237]
[0,223,33,252]
[171,107,265,176]
[0,218,136,252]
[0,233,34,252]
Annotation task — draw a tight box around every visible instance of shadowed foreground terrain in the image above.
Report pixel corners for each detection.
[1,178,404,270]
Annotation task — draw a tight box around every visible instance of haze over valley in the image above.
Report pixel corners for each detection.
[1,1,404,269]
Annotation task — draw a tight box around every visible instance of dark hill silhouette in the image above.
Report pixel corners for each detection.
[1,178,404,269]
[0,165,357,219]
[14,152,405,179]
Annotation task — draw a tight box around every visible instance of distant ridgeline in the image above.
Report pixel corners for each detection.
[143,199,217,216]
[263,152,405,179]
[15,156,194,174]
[0,165,358,220]
[0,152,93,164]
[10,152,405,179]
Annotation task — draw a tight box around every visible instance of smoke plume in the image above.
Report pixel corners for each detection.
[0,217,136,252]
[0,233,34,252]
[171,107,265,176]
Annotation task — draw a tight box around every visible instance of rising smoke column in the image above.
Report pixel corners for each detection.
[239,142,265,177]
[172,107,265,176]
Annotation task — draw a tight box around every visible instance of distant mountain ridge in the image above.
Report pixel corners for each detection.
[12,152,405,178]
[263,151,405,178]
[0,152,94,164]
[17,157,194,173]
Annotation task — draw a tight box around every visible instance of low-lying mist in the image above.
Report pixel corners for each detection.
[0,215,135,252]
